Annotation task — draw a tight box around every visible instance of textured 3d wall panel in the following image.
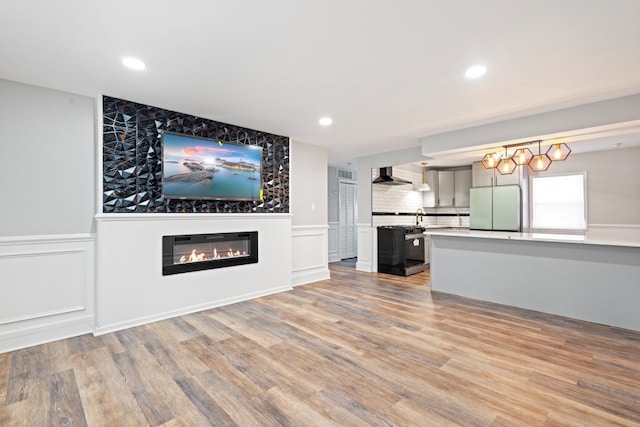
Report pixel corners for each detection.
[102,96,289,213]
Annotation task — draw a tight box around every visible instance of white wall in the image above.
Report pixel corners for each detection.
[0,80,96,352]
[529,146,640,227]
[291,140,328,227]
[0,79,95,236]
[290,140,330,285]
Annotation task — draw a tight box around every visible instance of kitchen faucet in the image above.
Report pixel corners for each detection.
[416,208,424,226]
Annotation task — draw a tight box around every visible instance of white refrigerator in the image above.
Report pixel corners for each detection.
[470,185,521,231]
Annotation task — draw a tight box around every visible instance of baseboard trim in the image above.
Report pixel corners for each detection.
[94,285,293,336]
[292,267,331,287]
[0,315,94,354]
[356,260,373,272]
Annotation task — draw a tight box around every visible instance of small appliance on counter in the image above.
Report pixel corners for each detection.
[377,226,426,276]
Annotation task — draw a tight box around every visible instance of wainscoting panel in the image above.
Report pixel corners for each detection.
[328,222,340,263]
[292,225,330,286]
[0,234,95,353]
[356,224,374,272]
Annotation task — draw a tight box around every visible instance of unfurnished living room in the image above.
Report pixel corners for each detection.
[1,1,640,426]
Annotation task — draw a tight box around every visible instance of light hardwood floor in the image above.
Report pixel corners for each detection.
[2,263,640,426]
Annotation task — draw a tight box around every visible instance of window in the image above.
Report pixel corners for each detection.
[530,173,587,231]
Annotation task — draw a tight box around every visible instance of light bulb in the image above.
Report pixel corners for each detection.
[553,144,562,159]
[488,157,495,167]
[536,156,543,169]
[503,162,509,172]
[518,149,526,164]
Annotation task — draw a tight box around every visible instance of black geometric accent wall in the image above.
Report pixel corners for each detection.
[102,96,289,213]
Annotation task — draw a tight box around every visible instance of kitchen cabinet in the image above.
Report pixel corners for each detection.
[454,169,472,207]
[423,168,471,207]
[422,170,438,207]
[472,161,493,187]
[472,161,520,187]
[437,170,455,207]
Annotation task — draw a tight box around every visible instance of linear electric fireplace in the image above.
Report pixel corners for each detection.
[162,231,258,275]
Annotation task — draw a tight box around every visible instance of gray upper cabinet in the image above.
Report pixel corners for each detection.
[472,161,493,187]
[423,168,471,207]
[422,170,438,207]
[437,170,455,207]
[454,169,472,207]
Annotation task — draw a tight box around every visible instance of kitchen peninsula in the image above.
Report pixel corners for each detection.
[427,229,640,331]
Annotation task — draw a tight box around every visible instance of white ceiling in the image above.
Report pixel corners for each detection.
[2,1,640,166]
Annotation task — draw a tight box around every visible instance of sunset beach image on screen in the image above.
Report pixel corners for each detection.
[161,132,263,201]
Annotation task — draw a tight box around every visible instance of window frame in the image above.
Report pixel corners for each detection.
[528,171,588,234]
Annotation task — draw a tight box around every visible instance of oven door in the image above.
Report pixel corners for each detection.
[404,233,425,275]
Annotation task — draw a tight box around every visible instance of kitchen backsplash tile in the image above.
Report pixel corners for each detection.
[372,166,422,213]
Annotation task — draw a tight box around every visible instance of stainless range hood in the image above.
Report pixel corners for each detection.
[372,167,413,186]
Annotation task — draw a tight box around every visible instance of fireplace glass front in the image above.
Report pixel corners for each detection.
[162,231,258,275]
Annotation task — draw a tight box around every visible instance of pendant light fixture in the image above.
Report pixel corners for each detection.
[496,147,517,175]
[416,162,431,191]
[546,142,571,161]
[481,152,499,169]
[511,147,533,166]
[529,140,552,172]
[480,139,570,173]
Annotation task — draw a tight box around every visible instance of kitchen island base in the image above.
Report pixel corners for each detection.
[430,233,640,332]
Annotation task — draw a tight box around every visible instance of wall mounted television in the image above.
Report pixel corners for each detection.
[161,131,263,201]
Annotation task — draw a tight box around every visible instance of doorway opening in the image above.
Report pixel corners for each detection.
[339,180,358,264]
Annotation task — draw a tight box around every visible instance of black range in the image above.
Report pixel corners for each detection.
[377,225,426,276]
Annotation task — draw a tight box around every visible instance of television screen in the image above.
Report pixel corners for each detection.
[161,132,263,201]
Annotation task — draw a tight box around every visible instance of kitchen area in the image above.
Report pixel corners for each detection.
[372,163,473,275]
[370,138,640,332]
[373,156,529,276]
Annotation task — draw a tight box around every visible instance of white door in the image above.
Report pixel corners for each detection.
[339,181,358,259]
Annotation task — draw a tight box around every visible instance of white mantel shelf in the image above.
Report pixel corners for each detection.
[95,213,292,221]
[425,229,640,248]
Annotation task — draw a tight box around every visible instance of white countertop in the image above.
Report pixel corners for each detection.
[424,228,640,248]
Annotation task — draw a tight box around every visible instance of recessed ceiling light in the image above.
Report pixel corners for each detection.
[122,57,146,71]
[465,65,487,79]
[319,117,333,126]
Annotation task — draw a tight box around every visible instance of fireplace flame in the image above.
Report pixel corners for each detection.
[177,246,248,264]
[188,249,205,262]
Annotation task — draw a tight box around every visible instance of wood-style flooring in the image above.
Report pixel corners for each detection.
[2,263,640,426]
